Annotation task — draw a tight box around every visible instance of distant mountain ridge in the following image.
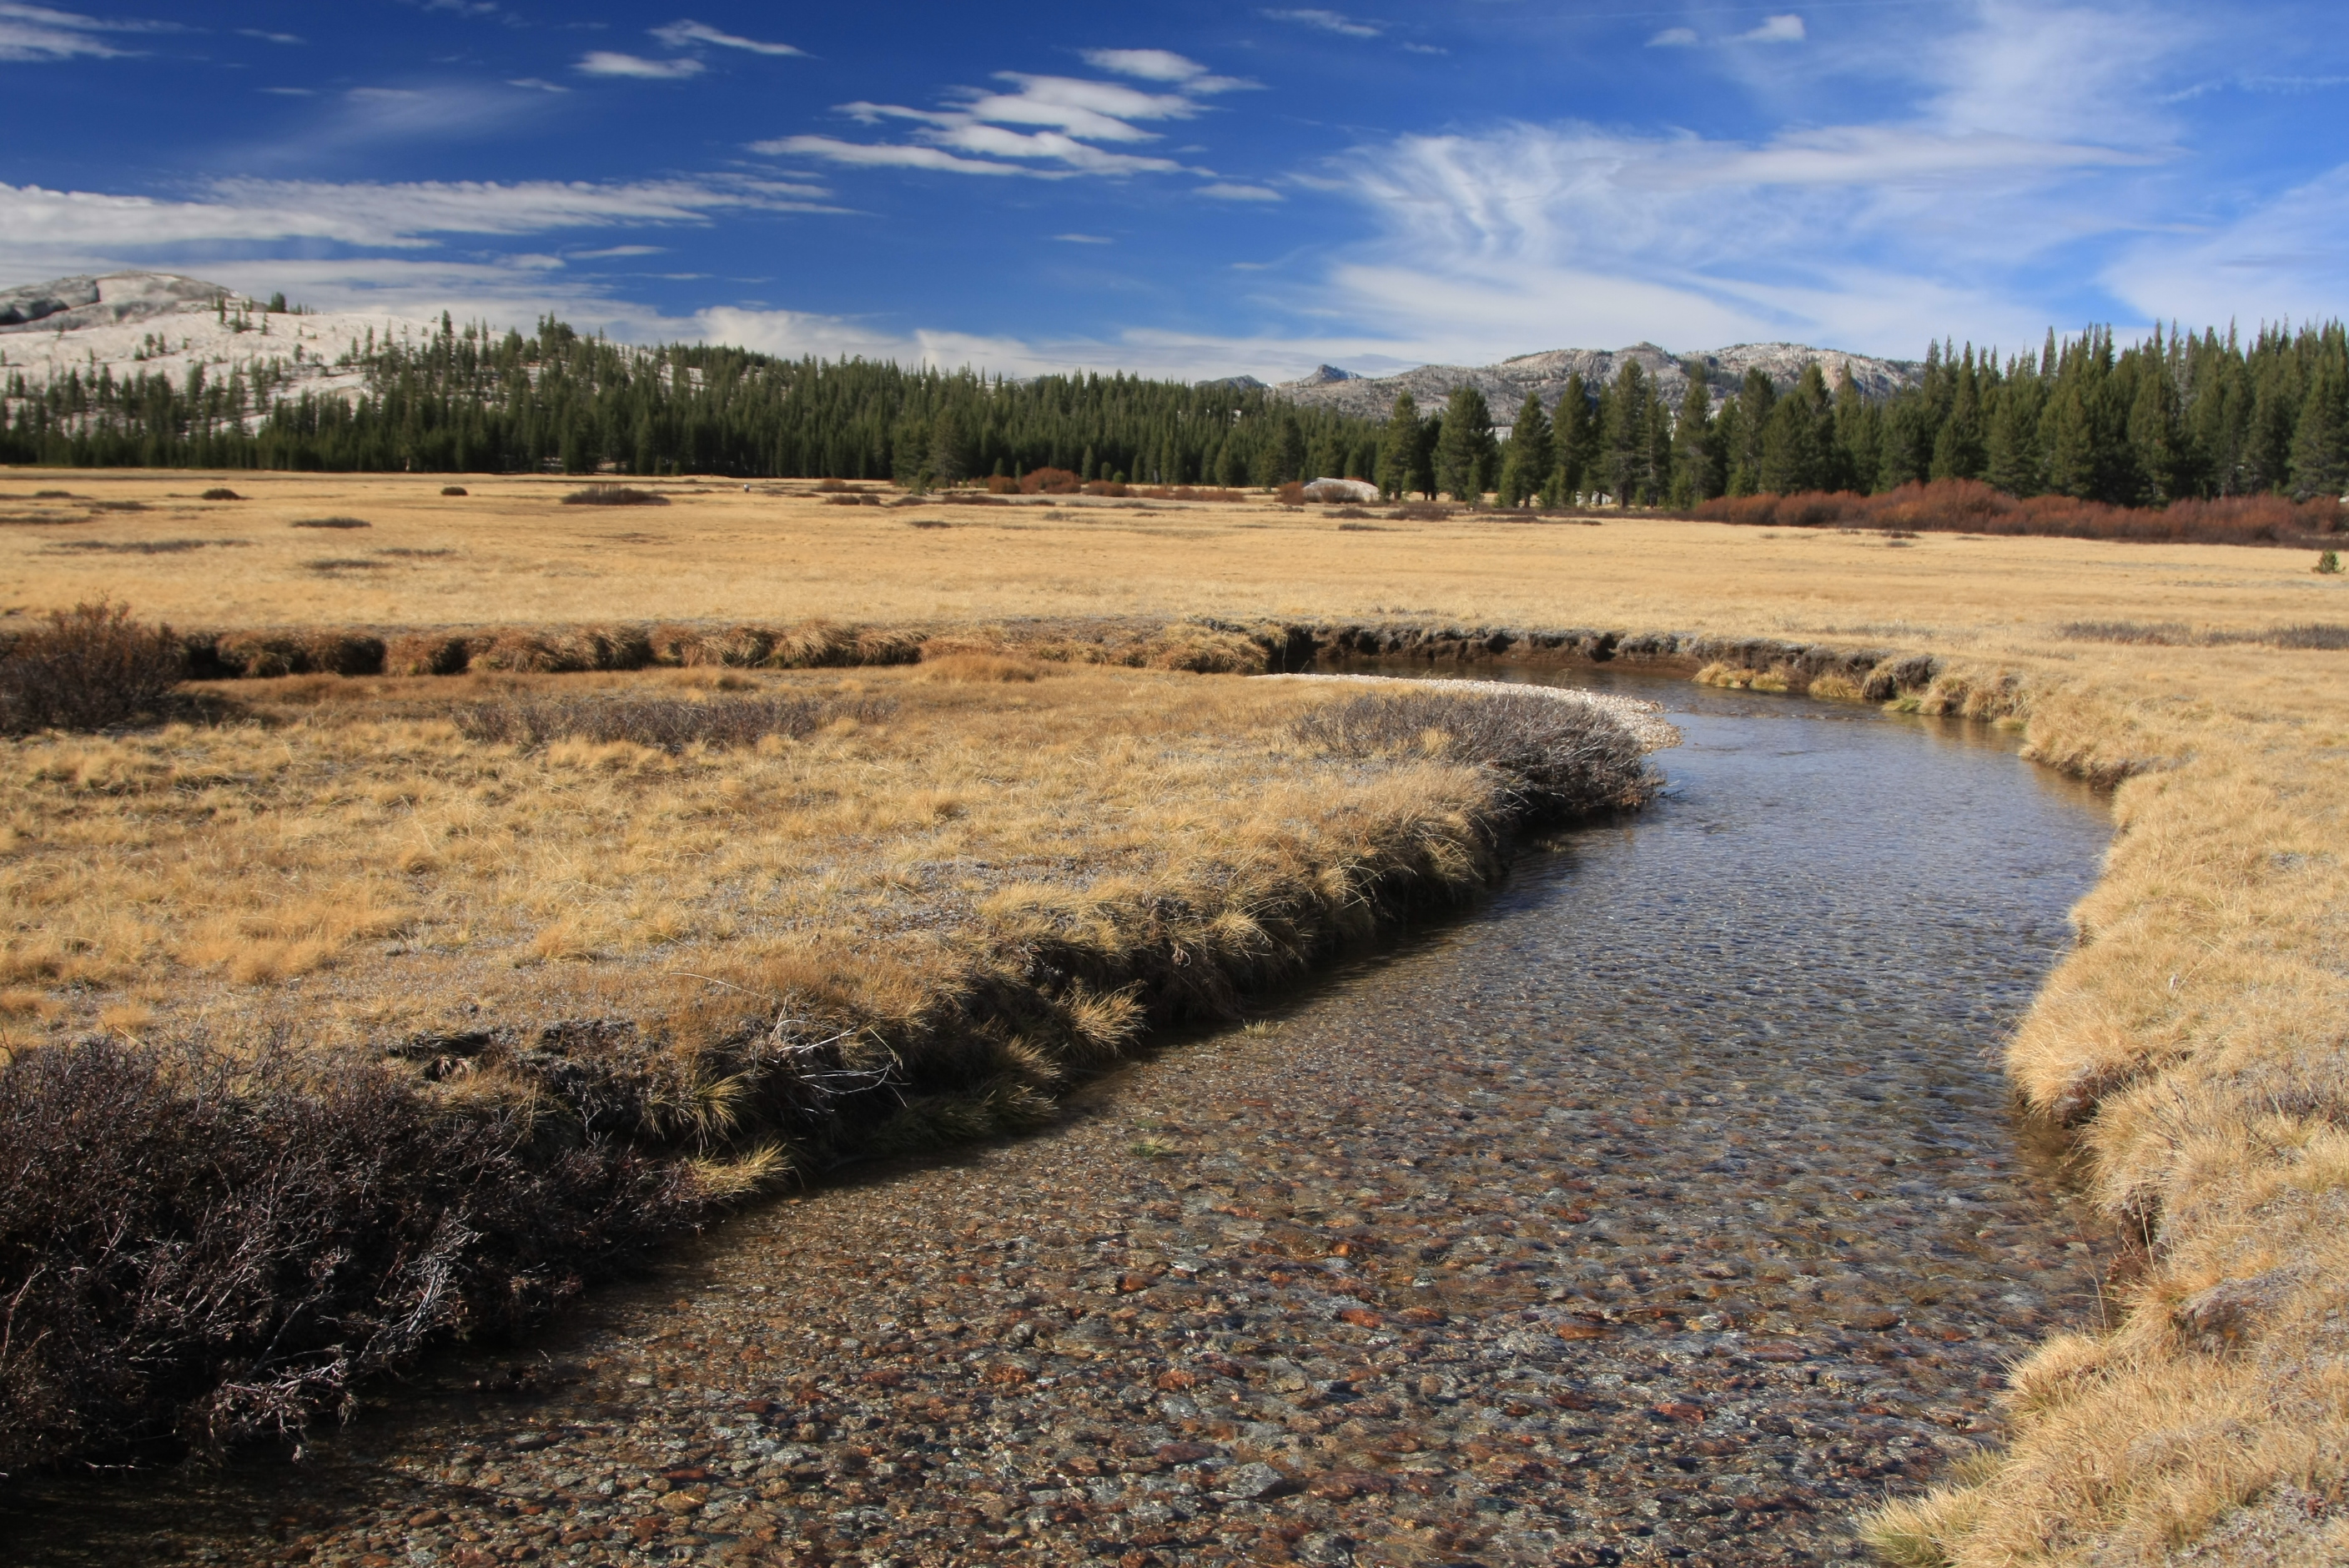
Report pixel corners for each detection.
[1267,340,1924,420]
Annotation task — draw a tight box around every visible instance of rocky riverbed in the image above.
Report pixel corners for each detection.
[2,680,2115,1568]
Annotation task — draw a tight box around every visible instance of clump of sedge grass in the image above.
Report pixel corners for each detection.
[561,485,667,507]
[0,598,187,733]
[440,485,468,497]
[198,487,242,501]
[1294,688,1658,819]
[290,516,370,530]
[453,691,893,751]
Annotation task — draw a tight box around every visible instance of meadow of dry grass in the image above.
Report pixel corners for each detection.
[6,466,2349,1560]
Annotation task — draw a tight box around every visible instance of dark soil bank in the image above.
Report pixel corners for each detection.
[3,679,2114,1568]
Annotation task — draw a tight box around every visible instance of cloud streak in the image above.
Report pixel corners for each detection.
[648,18,802,57]
[576,51,704,80]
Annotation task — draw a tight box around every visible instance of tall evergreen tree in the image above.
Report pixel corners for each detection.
[1600,360,1655,505]
[1551,374,1596,502]
[1726,369,1773,495]
[1668,365,1716,506]
[1496,391,1553,507]
[1433,385,1497,500]
[1375,392,1423,499]
[2291,351,2349,500]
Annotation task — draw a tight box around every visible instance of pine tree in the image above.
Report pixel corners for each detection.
[1758,363,1833,494]
[1434,385,1496,501]
[2291,352,2349,500]
[1551,375,1595,502]
[1496,391,1552,507]
[1929,351,1986,482]
[1668,364,1714,506]
[1727,369,1773,495]
[1375,392,1421,499]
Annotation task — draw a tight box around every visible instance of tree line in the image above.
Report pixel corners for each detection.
[0,314,1385,485]
[1442,319,2349,509]
[5,310,2345,510]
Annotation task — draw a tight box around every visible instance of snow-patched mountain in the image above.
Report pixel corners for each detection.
[1271,341,1922,420]
[0,272,441,407]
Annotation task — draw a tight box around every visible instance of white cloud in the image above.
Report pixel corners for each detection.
[648,18,802,57]
[1647,27,1698,48]
[1738,14,1806,43]
[2104,160,2349,329]
[0,0,136,62]
[571,244,667,258]
[1079,48,1250,91]
[237,28,301,43]
[259,85,314,96]
[507,76,567,92]
[1199,181,1282,201]
[576,50,704,79]
[749,136,1039,176]
[1054,233,1114,244]
[1263,10,1382,40]
[771,58,1250,180]
[0,176,837,275]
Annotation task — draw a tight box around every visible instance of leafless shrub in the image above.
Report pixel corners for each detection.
[303,557,385,573]
[908,519,952,530]
[453,691,893,751]
[560,485,668,507]
[2060,621,2195,646]
[199,487,243,501]
[377,546,455,558]
[823,492,881,506]
[1387,501,1455,521]
[0,598,188,732]
[2060,620,2349,651]
[2259,623,2349,650]
[0,1037,688,1473]
[291,515,370,530]
[1295,688,1658,819]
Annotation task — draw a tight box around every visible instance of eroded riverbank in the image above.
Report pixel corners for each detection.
[2,678,2115,1568]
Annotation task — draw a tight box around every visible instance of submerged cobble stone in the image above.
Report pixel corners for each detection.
[1,680,2115,1568]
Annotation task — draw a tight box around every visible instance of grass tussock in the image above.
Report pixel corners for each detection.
[289,516,370,530]
[197,487,242,501]
[452,690,892,752]
[561,485,668,507]
[1293,688,1659,819]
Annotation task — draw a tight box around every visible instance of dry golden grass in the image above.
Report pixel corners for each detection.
[0,662,1527,1060]
[8,467,2349,1559]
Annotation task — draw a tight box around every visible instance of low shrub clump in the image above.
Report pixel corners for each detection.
[1295,688,1658,819]
[440,485,468,497]
[561,485,667,507]
[452,691,893,751]
[0,599,187,733]
[290,516,370,530]
[0,1038,688,1473]
[198,487,242,501]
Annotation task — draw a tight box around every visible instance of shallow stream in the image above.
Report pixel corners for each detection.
[3,673,2115,1568]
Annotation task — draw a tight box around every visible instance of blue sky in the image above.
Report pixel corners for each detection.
[3,0,2346,379]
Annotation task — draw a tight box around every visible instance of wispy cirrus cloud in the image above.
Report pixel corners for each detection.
[0,0,173,63]
[647,18,802,57]
[1262,9,1382,40]
[762,50,1257,186]
[576,50,703,80]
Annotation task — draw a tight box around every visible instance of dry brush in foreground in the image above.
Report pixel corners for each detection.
[0,661,1662,1475]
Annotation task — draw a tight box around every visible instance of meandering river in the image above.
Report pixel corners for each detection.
[3,672,2115,1568]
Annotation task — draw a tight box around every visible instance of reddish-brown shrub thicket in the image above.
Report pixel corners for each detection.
[1689,479,2345,546]
[1016,467,1082,495]
[982,474,1019,494]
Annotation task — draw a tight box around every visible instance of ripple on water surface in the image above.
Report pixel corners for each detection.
[4,676,2115,1568]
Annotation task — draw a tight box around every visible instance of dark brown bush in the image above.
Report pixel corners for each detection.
[0,599,188,732]
[0,1038,688,1473]
[453,691,893,751]
[1387,500,1456,521]
[1295,689,1658,819]
[823,492,881,506]
[289,516,370,530]
[561,485,667,507]
[198,487,243,501]
[439,485,468,497]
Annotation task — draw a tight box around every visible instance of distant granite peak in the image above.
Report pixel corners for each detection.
[1270,340,1923,419]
